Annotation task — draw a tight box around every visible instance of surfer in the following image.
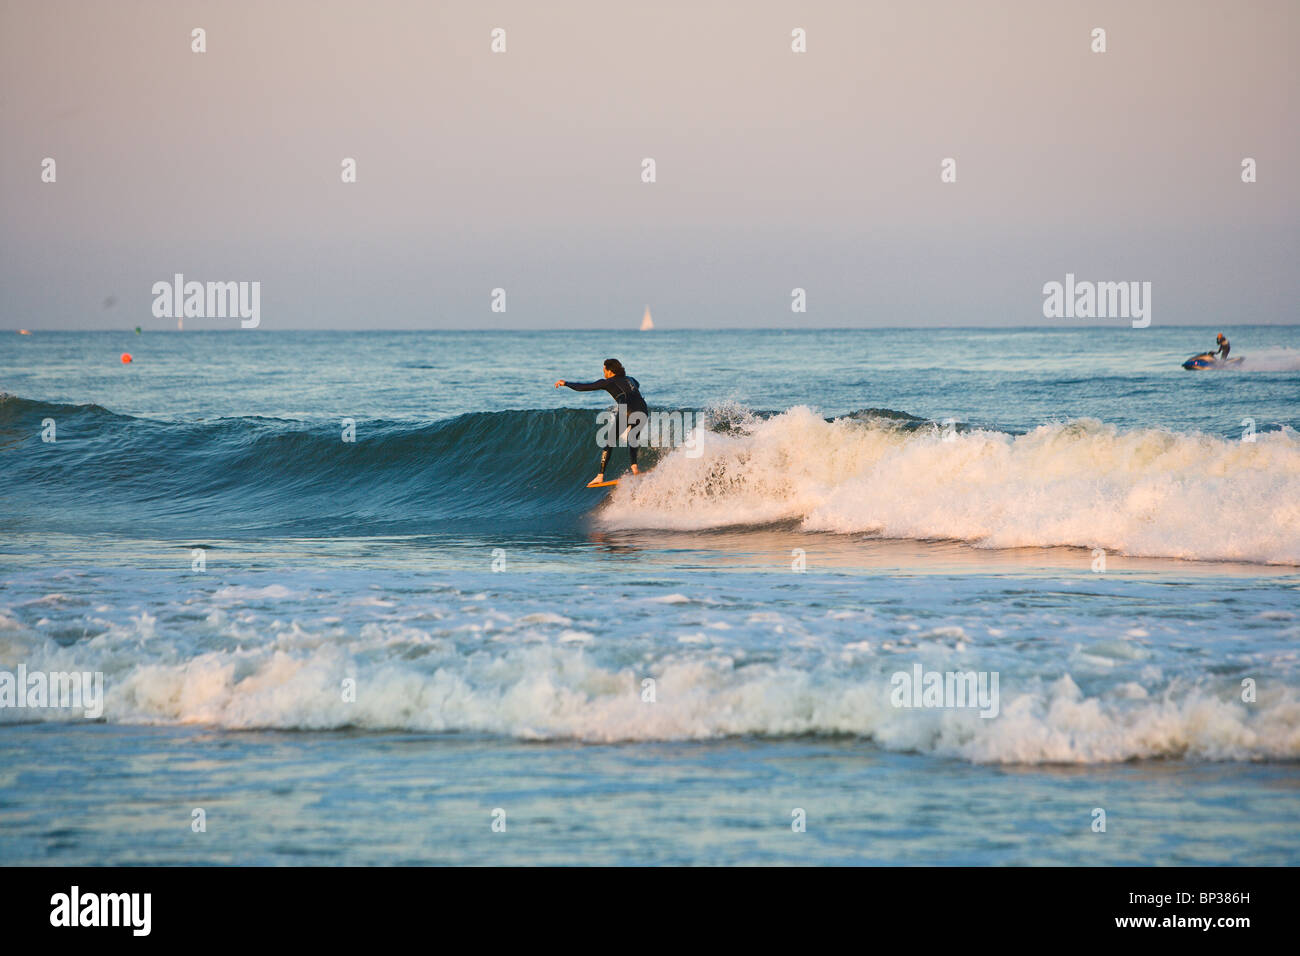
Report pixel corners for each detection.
[1213,333,1230,359]
[555,358,648,484]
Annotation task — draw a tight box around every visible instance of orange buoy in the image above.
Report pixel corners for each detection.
[120,352,133,364]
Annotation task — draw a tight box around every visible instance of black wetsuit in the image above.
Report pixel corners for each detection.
[1216,339,1230,359]
[563,374,648,470]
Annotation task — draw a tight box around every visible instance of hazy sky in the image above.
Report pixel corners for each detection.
[2,0,1297,329]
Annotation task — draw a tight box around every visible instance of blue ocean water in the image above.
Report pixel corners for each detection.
[1,326,1299,864]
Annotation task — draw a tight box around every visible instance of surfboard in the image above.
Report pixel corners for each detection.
[586,472,647,488]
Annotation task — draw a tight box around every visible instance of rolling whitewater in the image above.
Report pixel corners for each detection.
[2,326,1299,864]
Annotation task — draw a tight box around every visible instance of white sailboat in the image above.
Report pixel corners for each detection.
[640,306,654,331]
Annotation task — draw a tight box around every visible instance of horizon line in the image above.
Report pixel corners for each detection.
[6,322,1296,333]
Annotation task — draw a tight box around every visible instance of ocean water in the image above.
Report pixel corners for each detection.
[2,326,1299,865]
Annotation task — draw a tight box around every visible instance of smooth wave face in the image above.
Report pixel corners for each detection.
[0,395,637,535]
[600,406,1300,565]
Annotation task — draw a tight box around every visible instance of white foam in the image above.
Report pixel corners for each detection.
[599,408,1300,564]
[517,612,572,626]
[648,594,693,604]
[49,646,1298,763]
[213,584,295,600]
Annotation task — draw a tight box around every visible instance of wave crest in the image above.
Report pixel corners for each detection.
[599,407,1300,564]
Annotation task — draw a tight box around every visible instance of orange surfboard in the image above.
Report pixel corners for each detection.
[586,472,646,488]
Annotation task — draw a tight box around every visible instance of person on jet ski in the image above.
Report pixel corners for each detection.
[1213,333,1230,359]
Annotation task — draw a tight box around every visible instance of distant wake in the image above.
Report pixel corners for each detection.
[1237,347,1300,372]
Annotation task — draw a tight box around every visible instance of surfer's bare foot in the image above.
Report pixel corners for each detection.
[589,474,604,485]
[630,465,640,475]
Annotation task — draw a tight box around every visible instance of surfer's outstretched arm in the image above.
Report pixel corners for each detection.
[555,379,608,392]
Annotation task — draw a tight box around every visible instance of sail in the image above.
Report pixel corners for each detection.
[640,306,654,331]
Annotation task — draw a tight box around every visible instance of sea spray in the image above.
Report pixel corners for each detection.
[600,407,1300,565]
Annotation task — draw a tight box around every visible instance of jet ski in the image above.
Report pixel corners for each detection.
[1182,351,1244,370]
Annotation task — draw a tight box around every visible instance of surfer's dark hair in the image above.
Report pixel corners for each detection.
[604,358,625,376]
